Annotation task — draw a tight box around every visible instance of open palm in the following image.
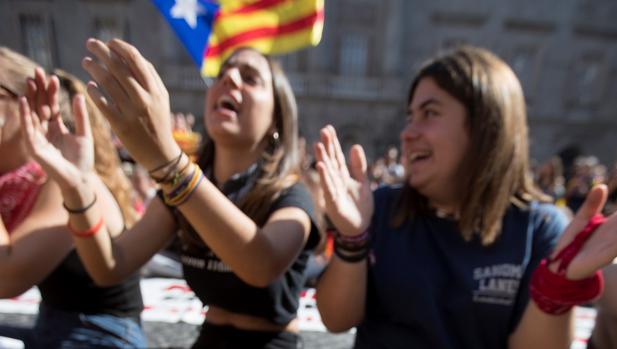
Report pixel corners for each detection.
[314,125,373,237]
[555,185,617,280]
[19,69,93,190]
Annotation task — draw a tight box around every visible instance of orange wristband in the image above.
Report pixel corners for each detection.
[69,217,105,238]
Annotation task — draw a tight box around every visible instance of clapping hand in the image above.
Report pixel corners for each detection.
[19,68,94,191]
[314,125,373,237]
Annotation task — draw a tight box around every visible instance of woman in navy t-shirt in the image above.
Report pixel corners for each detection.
[314,46,617,349]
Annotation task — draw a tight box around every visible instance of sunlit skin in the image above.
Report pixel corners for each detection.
[400,77,470,214]
[204,49,276,151]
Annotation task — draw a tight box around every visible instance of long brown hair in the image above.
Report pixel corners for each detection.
[54,69,139,228]
[393,45,549,245]
[199,48,300,226]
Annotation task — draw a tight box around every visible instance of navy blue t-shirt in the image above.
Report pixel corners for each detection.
[354,185,567,349]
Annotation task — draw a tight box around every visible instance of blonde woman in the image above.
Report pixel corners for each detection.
[0,47,145,348]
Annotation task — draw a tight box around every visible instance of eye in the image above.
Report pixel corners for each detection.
[425,109,438,118]
[242,72,258,85]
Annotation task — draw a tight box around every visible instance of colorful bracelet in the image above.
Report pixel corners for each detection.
[163,164,204,206]
[63,194,97,214]
[150,151,184,183]
[68,217,105,238]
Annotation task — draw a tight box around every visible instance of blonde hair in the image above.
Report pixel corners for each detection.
[393,46,549,245]
[0,47,38,96]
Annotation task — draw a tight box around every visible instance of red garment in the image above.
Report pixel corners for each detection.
[0,161,47,233]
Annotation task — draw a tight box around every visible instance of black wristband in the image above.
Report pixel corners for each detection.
[334,244,369,263]
[63,194,97,214]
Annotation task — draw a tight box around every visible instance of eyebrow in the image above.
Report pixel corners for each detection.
[408,98,441,114]
[221,61,265,79]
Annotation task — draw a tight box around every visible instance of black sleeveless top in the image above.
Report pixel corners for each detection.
[38,250,143,317]
[160,165,319,325]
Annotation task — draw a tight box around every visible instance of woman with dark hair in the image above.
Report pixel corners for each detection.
[20,38,319,349]
[0,47,144,348]
[314,45,617,348]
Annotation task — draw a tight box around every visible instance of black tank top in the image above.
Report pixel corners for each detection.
[38,249,143,318]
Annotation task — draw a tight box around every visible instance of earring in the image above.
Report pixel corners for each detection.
[270,131,280,148]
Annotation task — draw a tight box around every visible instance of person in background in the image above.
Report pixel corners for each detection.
[0,47,145,348]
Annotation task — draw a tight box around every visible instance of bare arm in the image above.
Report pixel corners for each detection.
[511,186,617,349]
[316,257,367,332]
[0,181,71,297]
[17,75,176,287]
[508,302,572,349]
[314,126,373,332]
[65,186,177,286]
[173,178,313,287]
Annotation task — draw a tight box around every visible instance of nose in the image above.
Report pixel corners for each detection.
[220,67,242,89]
[400,119,420,142]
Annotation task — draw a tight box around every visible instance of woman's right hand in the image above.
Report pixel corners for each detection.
[81,38,181,172]
[314,125,373,236]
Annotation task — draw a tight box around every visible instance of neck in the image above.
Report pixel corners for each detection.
[426,189,462,218]
[213,143,265,185]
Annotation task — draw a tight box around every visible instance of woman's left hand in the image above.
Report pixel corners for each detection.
[81,38,180,172]
[556,185,617,280]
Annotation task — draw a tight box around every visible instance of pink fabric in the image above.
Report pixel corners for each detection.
[0,161,47,233]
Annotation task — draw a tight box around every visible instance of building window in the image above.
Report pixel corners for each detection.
[20,14,54,68]
[567,54,605,109]
[339,33,368,76]
[94,18,126,42]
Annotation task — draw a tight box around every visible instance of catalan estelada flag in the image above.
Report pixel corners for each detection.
[151,0,324,77]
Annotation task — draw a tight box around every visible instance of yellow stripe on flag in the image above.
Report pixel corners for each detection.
[202,23,322,76]
[201,0,324,77]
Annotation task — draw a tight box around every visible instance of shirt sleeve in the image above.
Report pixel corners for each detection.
[269,183,321,251]
[509,203,569,333]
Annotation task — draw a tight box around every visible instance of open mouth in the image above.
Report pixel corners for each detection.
[408,152,431,164]
[216,95,239,114]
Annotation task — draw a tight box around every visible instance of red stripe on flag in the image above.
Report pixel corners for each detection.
[220,0,291,18]
[205,8,324,58]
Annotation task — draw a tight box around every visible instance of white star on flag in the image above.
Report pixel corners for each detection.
[170,0,206,29]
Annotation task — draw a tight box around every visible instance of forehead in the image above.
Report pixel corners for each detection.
[225,50,271,76]
[409,77,449,108]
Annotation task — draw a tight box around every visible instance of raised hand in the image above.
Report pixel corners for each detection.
[19,86,93,191]
[555,185,617,280]
[81,38,180,172]
[314,125,373,237]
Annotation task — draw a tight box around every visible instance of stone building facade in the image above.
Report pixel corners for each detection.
[1,0,616,164]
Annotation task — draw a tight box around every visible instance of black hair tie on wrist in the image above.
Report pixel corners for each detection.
[63,194,97,214]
